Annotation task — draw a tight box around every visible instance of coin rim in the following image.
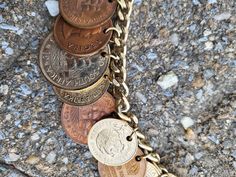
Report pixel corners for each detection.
[53,16,113,57]
[39,33,110,90]
[88,118,138,166]
[59,0,117,29]
[61,92,115,145]
[53,69,110,106]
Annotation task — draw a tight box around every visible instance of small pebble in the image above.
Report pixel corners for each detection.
[214,12,231,21]
[5,47,14,55]
[6,153,20,162]
[31,133,40,141]
[26,155,40,165]
[20,84,32,96]
[205,41,214,50]
[208,135,220,144]
[208,0,217,4]
[0,85,9,95]
[46,151,57,164]
[169,33,179,46]
[181,117,194,130]
[157,71,179,90]
[45,0,59,17]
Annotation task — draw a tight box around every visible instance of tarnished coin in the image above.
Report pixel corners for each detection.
[53,73,110,106]
[145,162,162,177]
[54,16,113,57]
[59,0,117,28]
[98,148,147,177]
[61,92,115,144]
[88,118,138,166]
[39,33,109,90]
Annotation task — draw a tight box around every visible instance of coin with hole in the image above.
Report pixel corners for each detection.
[39,33,110,90]
[88,118,138,166]
[54,16,113,57]
[60,0,117,28]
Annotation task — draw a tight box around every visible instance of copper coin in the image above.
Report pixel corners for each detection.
[53,74,110,106]
[61,92,115,144]
[98,148,147,177]
[39,33,110,90]
[54,16,113,57]
[59,0,117,29]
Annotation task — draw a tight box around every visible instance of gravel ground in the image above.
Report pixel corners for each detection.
[0,0,236,177]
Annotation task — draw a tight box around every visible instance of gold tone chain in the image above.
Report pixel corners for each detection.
[106,0,177,176]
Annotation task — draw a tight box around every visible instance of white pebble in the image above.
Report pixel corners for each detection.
[45,0,59,17]
[0,24,19,31]
[214,12,231,21]
[208,0,217,4]
[31,133,40,141]
[157,71,179,90]
[0,85,9,95]
[181,117,194,130]
[46,151,57,164]
[205,41,214,50]
[7,153,20,162]
[5,47,14,55]
[203,30,212,36]
[62,157,69,164]
[169,33,179,46]
[1,41,9,49]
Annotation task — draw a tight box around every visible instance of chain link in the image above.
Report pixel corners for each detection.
[107,0,177,176]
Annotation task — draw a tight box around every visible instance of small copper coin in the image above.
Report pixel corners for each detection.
[61,92,115,145]
[98,148,147,177]
[39,33,110,90]
[54,16,113,57]
[53,74,110,106]
[59,0,117,29]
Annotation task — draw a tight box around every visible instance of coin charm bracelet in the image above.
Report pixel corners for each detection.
[39,0,177,176]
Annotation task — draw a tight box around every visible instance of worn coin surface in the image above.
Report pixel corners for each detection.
[61,92,115,145]
[60,0,117,28]
[53,73,110,106]
[145,162,162,177]
[98,148,147,177]
[54,16,113,57]
[39,33,109,90]
[88,118,138,166]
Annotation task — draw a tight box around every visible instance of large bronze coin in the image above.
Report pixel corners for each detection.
[59,0,117,29]
[39,33,110,90]
[53,73,110,106]
[98,148,147,177]
[54,16,113,57]
[61,92,115,145]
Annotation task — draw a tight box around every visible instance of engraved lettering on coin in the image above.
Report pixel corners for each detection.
[39,33,109,90]
[98,148,147,177]
[54,16,113,56]
[145,162,162,177]
[53,75,110,106]
[60,0,117,28]
[61,92,115,144]
[88,119,138,166]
